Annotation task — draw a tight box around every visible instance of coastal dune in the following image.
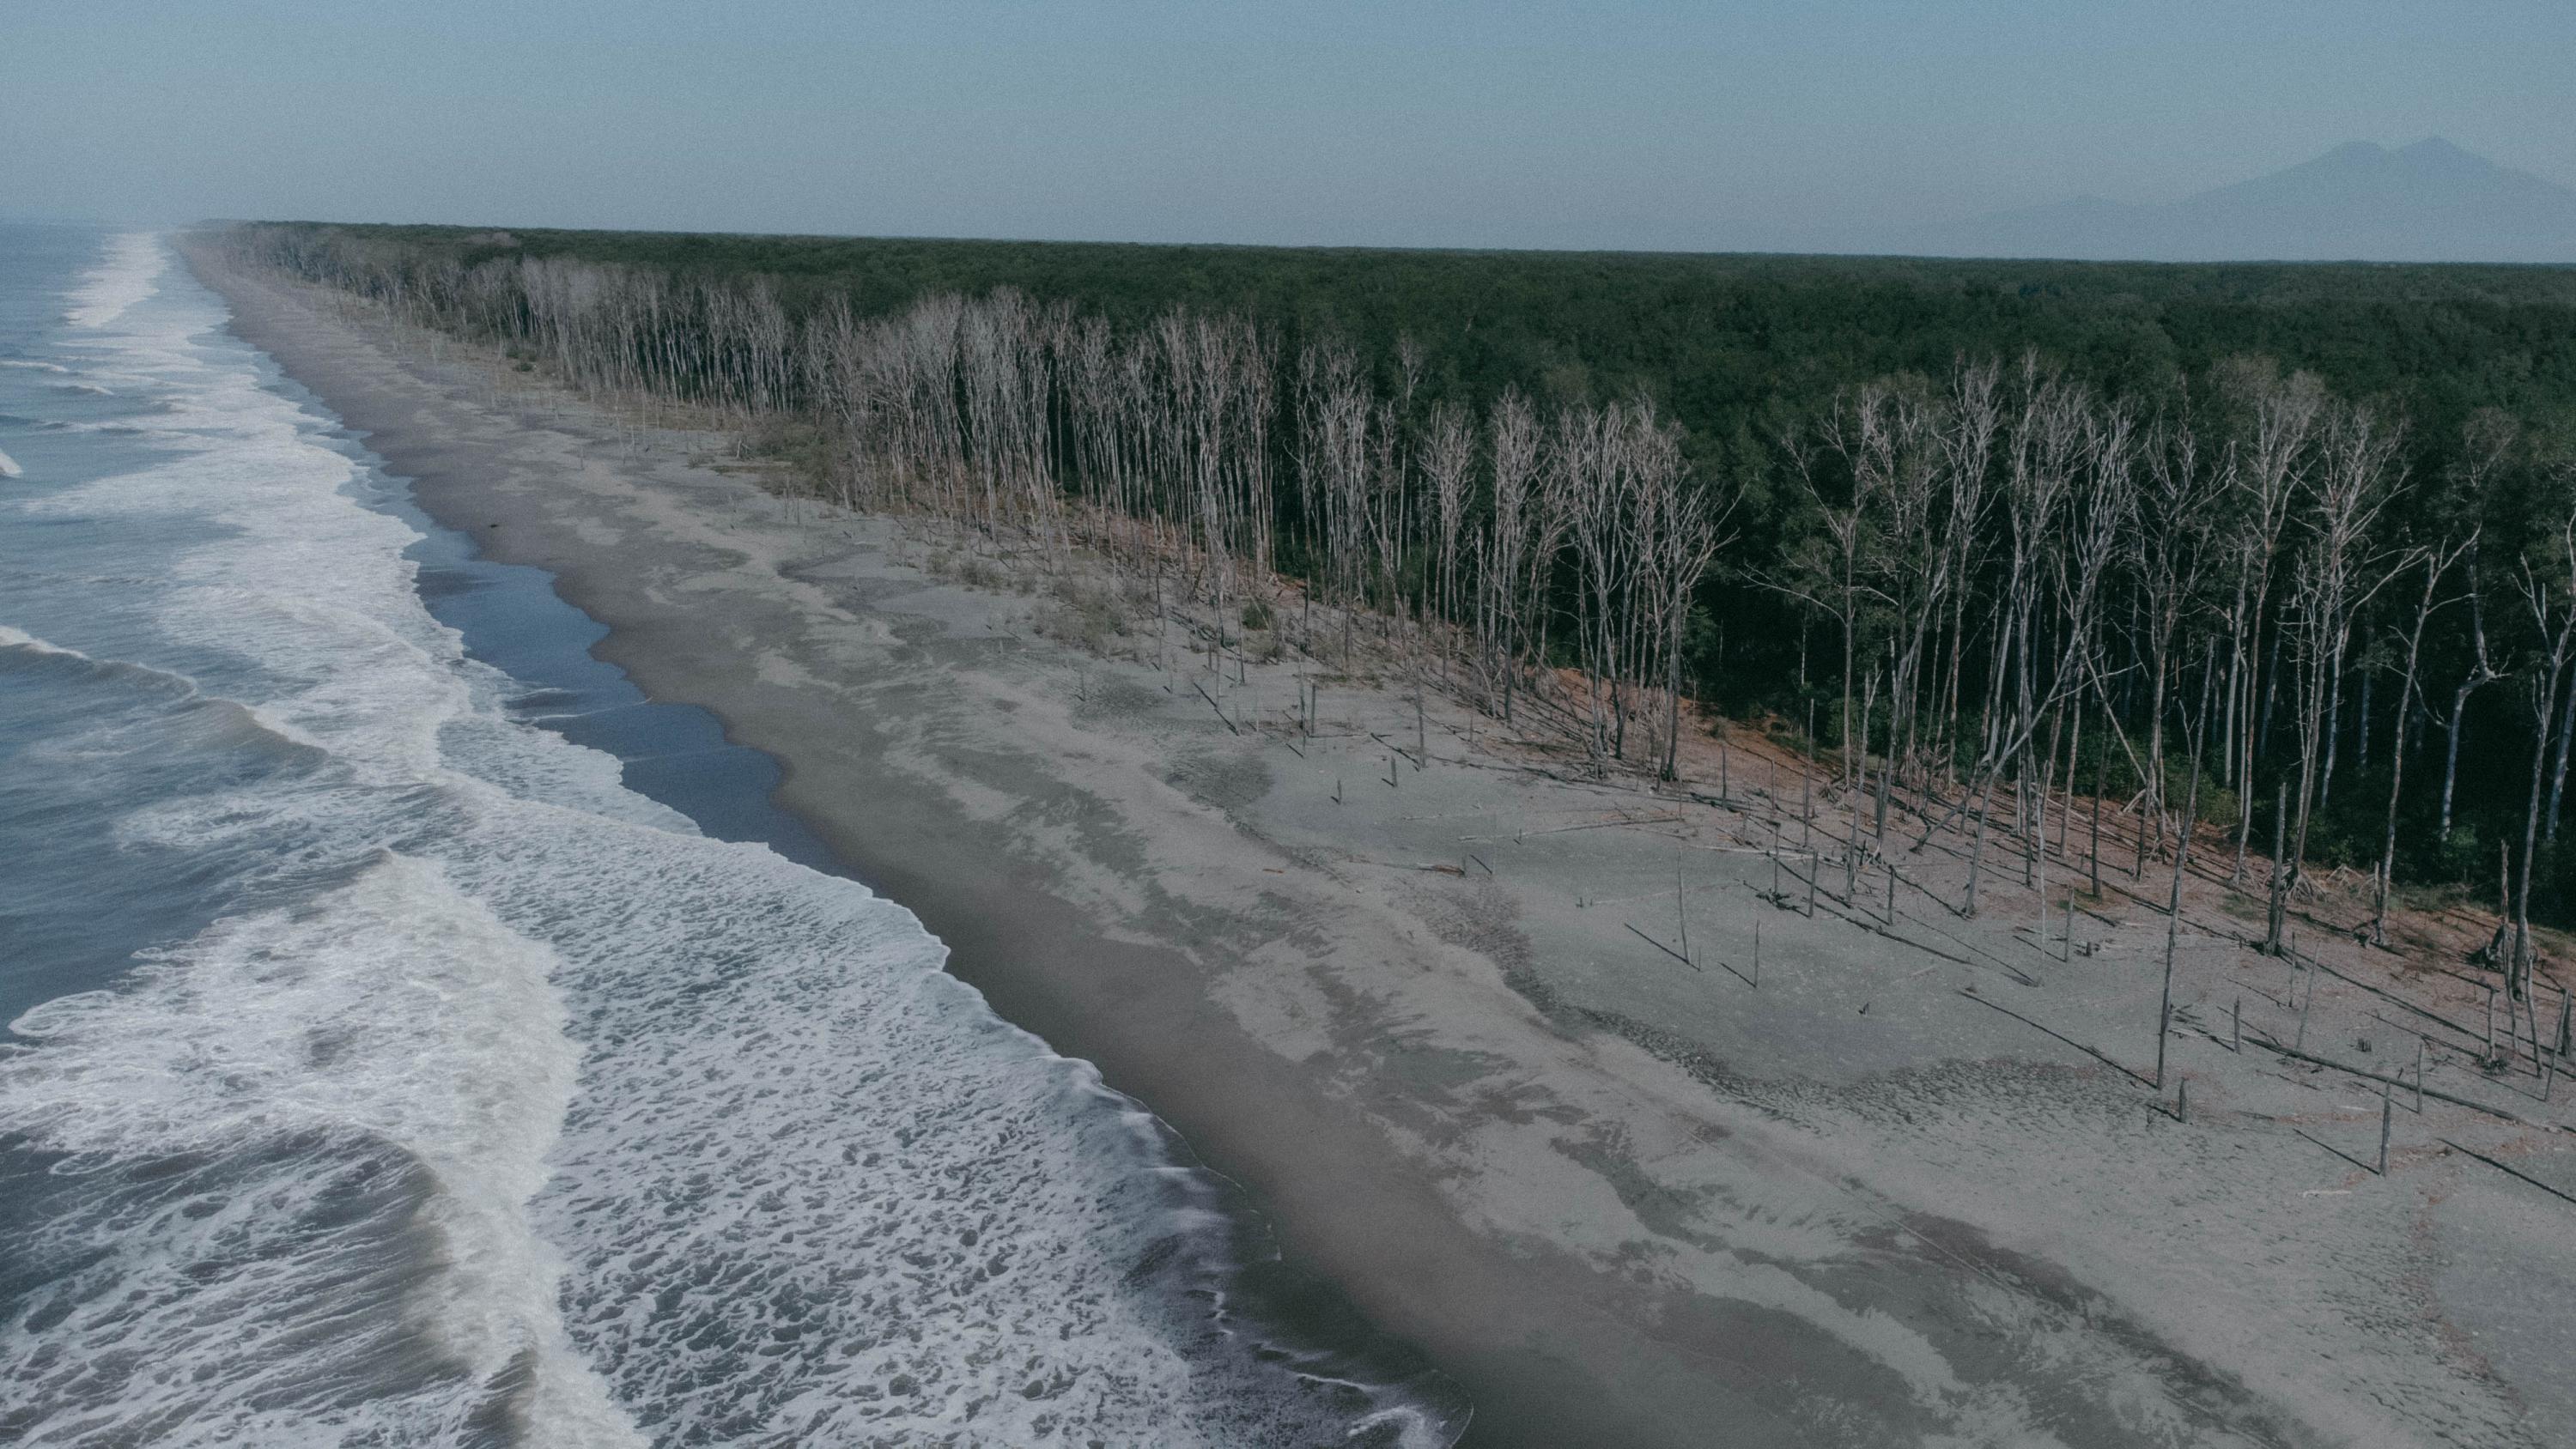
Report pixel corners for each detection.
[194,252,2576,1448]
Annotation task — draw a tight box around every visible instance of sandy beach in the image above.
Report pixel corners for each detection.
[192,250,2576,1448]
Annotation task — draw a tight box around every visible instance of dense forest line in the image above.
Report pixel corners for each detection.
[216,221,2576,968]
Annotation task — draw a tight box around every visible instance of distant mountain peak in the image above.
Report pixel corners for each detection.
[2393,136,2492,175]
[1906,138,2576,263]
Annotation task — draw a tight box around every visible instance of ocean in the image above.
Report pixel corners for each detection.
[0,227,1461,1446]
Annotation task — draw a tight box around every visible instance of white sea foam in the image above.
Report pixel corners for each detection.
[0,415,132,434]
[0,623,81,655]
[64,230,165,329]
[0,357,72,373]
[0,446,20,478]
[0,233,1451,1444]
[0,857,645,1449]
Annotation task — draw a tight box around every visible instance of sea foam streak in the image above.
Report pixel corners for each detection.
[0,446,20,478]
[1,234,1452,1444]
[63,231,166,329]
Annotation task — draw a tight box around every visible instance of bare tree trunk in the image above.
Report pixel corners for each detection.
[2266,779,2290,954]
[1964,767,2000,918]
[2158,723,2208,1089]
[2379,540,2461,944]
[2549,665,2576,844]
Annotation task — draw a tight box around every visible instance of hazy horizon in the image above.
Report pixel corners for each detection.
[6,2,2573,254]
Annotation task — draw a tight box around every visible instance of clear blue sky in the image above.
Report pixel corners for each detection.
[5,1,2569,249]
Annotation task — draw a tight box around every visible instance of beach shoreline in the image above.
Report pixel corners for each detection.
[199,257,1643,1446]
[191,246,2576,1448]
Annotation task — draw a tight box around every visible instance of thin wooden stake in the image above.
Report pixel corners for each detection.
[2156,979,2175,1088]
[2379,1084,2393,1174]
[2523,985,2543,1079]
[2156,744,2205,1093]
[1676,863,1690,965]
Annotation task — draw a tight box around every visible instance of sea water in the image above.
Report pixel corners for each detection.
[0,227,1463,1446]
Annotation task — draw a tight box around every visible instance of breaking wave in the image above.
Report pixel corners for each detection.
[0,233,1458,1446]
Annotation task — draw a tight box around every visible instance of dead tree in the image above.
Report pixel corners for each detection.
[1423,402,1475,674]
[2269,401,2405,955]
[2133,403,2228,862]
[2375,531,2474,943]
[1929,357,2002,786]
[1777,403,1879,790]
[1645,452,1734,779]
[1481,389,1542,719]
[2509,506,2576,1001]
[2439,413,2518,840]
[2216,361,2325,886]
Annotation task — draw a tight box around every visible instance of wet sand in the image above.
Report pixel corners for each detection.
[194,248,2576,1448]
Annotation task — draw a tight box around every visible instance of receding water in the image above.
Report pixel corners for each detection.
[0,226,1462,1446]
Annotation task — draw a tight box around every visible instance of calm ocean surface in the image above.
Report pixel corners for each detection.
[0,227,1459,1446]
